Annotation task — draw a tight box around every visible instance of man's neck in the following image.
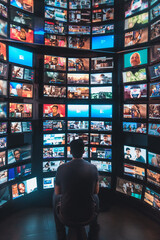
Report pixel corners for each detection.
[72,157,83,160]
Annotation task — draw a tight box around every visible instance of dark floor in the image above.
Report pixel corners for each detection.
[0,204,160,240]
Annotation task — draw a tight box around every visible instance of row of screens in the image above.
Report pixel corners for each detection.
[123,122,160,136]
[0,121,32,134]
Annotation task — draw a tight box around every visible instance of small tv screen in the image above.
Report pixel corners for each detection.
[43,85,66,98]
[67,121,89,131]
[12,177,37,200]
[45,6,67,22]
[0,62,8,79]
[8,163,31,181]
[148,123,160,136]
[0,137,7,149]
[125,0,148,18]
[68,25,91,35]
[43,177,55,189]
[67,146,88,158]
[149,62,160,80]
[8,145,32,164]
[124,27,148,47]
[67,87,89,99]
[0,42,7,61]
[44,55,66,71]
[22,121,32,132]
[43,160,65,172]
[0,80,7,97]
[91,160,112,172]
[124,12,148,30]
[0,19,7,37]
[10,9,32,28]
[91,73,112,85]
[91,121,112,131]
[69,0,90,9]
[9,103,32,118]
[0,169,7,184]
[67,105,89,118]
[67,73,89,85]
[69,10,91,23]
[90,133,112,145]
[68,58,89,72]
[44,71,66,84]
[0,122,7,135]
[43,147,65,158]
[150,3,160,21]
[147,169,160,187]
[92,24,114,35]
[91,57,113,71]
[0,3,7,18]
[92,35,114,49]
[150,82,160,98]
[90,147,112,159]
[67,133,89,145]
[45,0,67,8]
[10,82,33,98]
[116,177,142,199]
[92,0,114,8]
[151,19,160,40]
[144,187,160,211]
[122,68,147,83]
[91,105,112,118]
[91,86,112,99]
[148,151,160,169]
[10,24,34,43]
[124,163,145,180]
[124,84,147,100]
[0,187,10,207]
[45,34,67,47]
[43,120,65,132]
[45,21,67,35]
[10,0,34,13]
[0,103,7,119]
[124,49,148,68]
[0,151,6,167]
[150,45,160,63]
[92,8,114,22]
[10,121,32,133]
[124,145,146,163]
[123,122,147,134]
[43,104,65,118]
[43,133,65,146]
[68,36,90,50]
[99,175,111,188]
[11,65,34,82]
[123,104,147,119]
[149,104,160,120]
[9,46,33,67]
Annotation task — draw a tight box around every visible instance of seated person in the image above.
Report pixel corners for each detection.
[53,139,99,240]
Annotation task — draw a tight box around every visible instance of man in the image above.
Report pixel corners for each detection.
[14,149,22,162]
[53,139,99,240]
[135,148,145,163]
[51,105,63,117]
[100,134,111,145]
[124,147,132,160]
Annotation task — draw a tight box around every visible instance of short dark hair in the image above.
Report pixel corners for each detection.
[126,148,130,151]
[70,139,84,158]
[135,148,141,152]
[52,105,58,109]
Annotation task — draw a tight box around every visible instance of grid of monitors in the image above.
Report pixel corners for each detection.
[42,54,114,190]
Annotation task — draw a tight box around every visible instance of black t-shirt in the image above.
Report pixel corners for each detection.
[55,159,98,222]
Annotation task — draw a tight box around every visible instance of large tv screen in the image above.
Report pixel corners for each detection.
[44,34,67,47]
[44,55,66,71]
[8,163,31,181]
[43,120,65,132]
[92,0,114,8]
[91,160,112,172]
[124,49,148,68]
[91,105,112,118]
[0,62,8,79]
[67,73,89,85]
[92,35,114,49]
[0,3,8,18]
[91,57,113,71]
[0,19,7,38]
[122,68,147,83]
[69,10,91,23]
[45,6,67,22]
[91,121,112,131]
[147,169,160,187]
[91,86,112,99]
[43,104,65,118]
[124,145,146,163]
[10,24,34,43]
[150,45,160,63]
[0,151,6,167]
[149,62,160,80]
[124,12,148,30]
[90,147,112,159]
[67,121,89,131]
[124,163,145,180]
[124,84,147,100]
[9,103,32,118]
[0,122,7,135]
[99,175,111,188]
[125,0,148,18]
[0,103,7,119]
[91,73,112,85]
[0,42,7,61]
[67,105,89,118]
[44,71,66,84]
[148,151,160,169]
[7,145,32,164]
[90,133,112,145]
[43,177,55,189]
[43,147,65,158]
[92,8,114,22]
[68,25,91,35]
[10,82,33,98]
[149,104,160,120]
[68,58,89,72]
[0,169,7,185]
[0,80,7,97]
[44,21,67,35]
[45,0,67,8]
[68,36,90,50]
[150,19,160,40]
[92,24,114,35]
[148,123,160,137]
[10,0,34,13]
[123,104,147,119]
[10,9,32,28]
[144,187,160,211]
[0,137,7,149]
[123,122,147,134]
[124,28,148,47]
[0,187,10,207]
[43,85,66,98]
[43,133,65,146]
[9,46,33,67]
[69,0,90,9]
[150,3,160,21]
[67,87,89,99]
[150,82,160,98]
[43,161,65,172]
[11,65,34,82]
[11,121,32,133]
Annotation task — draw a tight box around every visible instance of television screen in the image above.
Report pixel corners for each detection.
[124,163,145,180]
[0,137,7,149]
[0,80,7,97]
[125,0,148,18]
[0,3,7,18]
[148,152,160,169]
[124,49,148,68]
[67,121,89,130]
[0,170,7,184]
[150,45,160,63]
[43,85,66,98]
[150,3,160,21]
[90,147,112,159]
[68,25,91,35]
[92,24,114,35]
[124,27,148,47]
[92,35,114,49]
[150,82,160,98]
[149,62,160,80]
[10,82,33,98]
[123,104,147,119]
[144,187,160,211]
[43,133,65,146]
[124,145,146,163]
[9,46,33,67]
[123,122,147,134]
[91,160,112,172]
[92,8,114,22]
[10,121,32,133]
[91,57,113,71]
[67,146,88,158]
[45,0,67,8]
[12,177,37,200]
[44,55,66,71]
[68,36,90,50]
[8,163,31,181]
[22,121,32,132]
[148,123,160,136]
[68,58,89,72]
[69,10,91,23]
[0,19,7,37]
[0,122,7,135]
[0,187,10,207]
[44,71,66,84]
[8,145,32,164]
[122,68,147,83]
[124,84,147,100]
[10,9,32,28]
[67,73,89,85]
[43,177,55,189]
[67,87,89,99]
[10,0,34,13]
[92,0,114,7]
[67,133,89,144]
[0,42,7,61]
[150,19,160,40]
[10,24,34,43]
[44,21,67,35]
[43,120,65,132]
[91,105,112,118]
[0,62,8,79]
[147,169,160,187]
[45,6,67,22]
[91,121,112,131]
[43,147,65,158]
[99,175,111,188]
[116,177,142,199]
[44,34,67,47]
[0,103,7,119]
[91,73,112,85]
[43,160,65,172]
[9,103,32,118]
[67,105,89,118]
[0,151,6,167]
[11,65,34,82]
[149,104,160,120]
[91,86,112,99]
[124,12,148,30]
[43,104,65,118]
[90,133,112,145]
[69,0,90,9]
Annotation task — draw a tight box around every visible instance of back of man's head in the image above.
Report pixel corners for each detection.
[70,139,84,159]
